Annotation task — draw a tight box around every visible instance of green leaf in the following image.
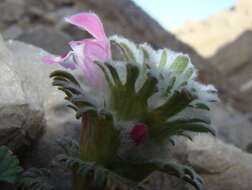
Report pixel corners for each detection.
[55,153,140,190]
[110,159,204,190]
[54,154,81,171]
[141,48,150,62]
[178,123,216,136]
[75,107,97,119]
[17,168,54,190]
[165,76,176,95]
[106,63,122,86]
[136,73,158,100]
[93,168,107,190]
[168,115,211,125]
[52,80,83,95]
[125,64,140,91]
[151,89,195,122]
[183,67,194,80]
[69,95,95,108]
[168,138,176,146]
[78,163,94,178]
[159,50,168,67]
[155,161,204,190]
[56,138,80,158]
[50,70,79,85]
[112,41,136,62]
[170,55,189,74]
[94,61,114,87]
[66,104,78,111]
[0,146,22,183]
[150,107,214,141]
[58,87,73,98]
[152,121,215,141]
[193,103,210,111]
[180,132,193,141]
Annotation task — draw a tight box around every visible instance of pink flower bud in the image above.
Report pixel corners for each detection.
[130,123,149,145]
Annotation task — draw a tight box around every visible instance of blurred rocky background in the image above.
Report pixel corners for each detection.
[173,0,252,114]
[0,0,251,190]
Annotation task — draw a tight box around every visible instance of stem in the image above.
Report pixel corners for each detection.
[73,113,93,190]
[73,173,92,190]
[79,113,119,164]
[80,113,92,161]
[79,113,102,162]
[73,113,119,190]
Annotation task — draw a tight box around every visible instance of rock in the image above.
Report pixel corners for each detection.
[211,104,252,150]
[237,0,252,13]
[210,31,252,75]
[5,39,80,190]
[209,31,252,113]
[48,7,80,29]
[0,35,24,106]
[50,0,74,5]
[173,0,252,58]
[25,0,55,12]
[173,135,252,190]
[172,0,252,115]
[0,105,44,151]
[141,172,188,190]
[0,0,25,23]
[246,143,252,153]
[5,39,80,154]
[140,134,252,190]
[0,34,44,152]
[36,0,74,9]
[3,25,24,40]
[17,26,72,55]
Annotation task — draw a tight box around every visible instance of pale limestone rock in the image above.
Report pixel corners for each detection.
[175,135,252,190]
[0,35,44,151]
[0,0,25,23]
[0,35,25,106]
[211,104,252,150]
[16,26,72,55]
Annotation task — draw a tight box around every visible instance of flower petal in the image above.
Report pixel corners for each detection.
[69,41,106,89]
[42,52,76,70]
[69,39,109,61]
[65,12,106,41]
[42,55,57,65]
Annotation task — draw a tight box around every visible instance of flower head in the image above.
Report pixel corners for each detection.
[47,12,219,190]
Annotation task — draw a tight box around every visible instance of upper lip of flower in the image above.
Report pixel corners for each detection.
[65,12,107,41]
[65,12,111,62]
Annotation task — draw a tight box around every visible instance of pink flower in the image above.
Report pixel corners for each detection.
[42,12,111,89]
[130,123,149,145]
